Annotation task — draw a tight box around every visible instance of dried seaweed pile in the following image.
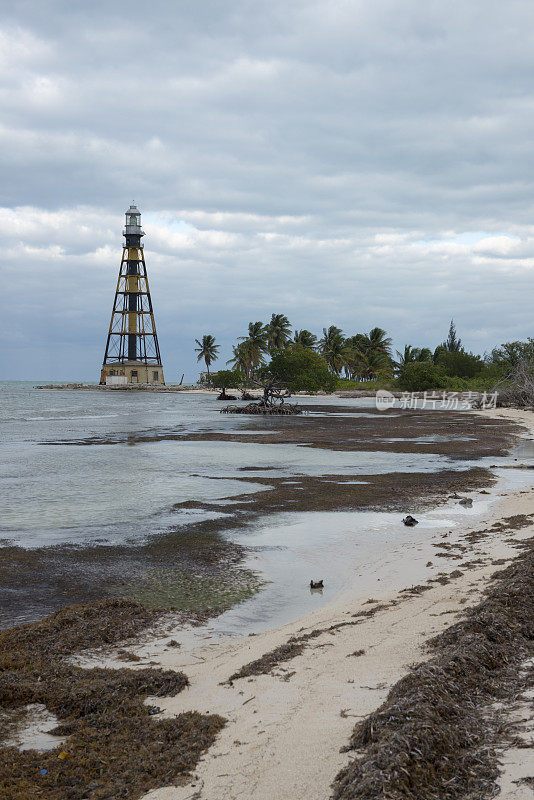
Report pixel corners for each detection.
[0,599,225,800]
[221,401,302,415]
[332,539,534,800]
[228,640,307,681]
[228,602,396,683]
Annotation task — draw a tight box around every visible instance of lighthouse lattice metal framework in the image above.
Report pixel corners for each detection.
[100,205,165,385]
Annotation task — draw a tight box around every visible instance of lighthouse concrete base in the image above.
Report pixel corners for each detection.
[100,362,165,385]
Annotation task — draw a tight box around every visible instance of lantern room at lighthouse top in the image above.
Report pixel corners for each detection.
[123,204,144,238]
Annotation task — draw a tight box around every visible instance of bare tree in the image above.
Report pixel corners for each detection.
[491,360,534,407]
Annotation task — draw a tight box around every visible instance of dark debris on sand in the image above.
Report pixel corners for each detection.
[227,640,307,681]
[0,599,225,800]
[332,537,534,800]
[227,602,398,682]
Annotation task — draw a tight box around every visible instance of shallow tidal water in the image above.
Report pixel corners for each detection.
[208,471,529,636]
[1,382,532,632]
[1,383,468,548]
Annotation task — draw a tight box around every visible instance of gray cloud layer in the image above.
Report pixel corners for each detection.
[1,1,534,380]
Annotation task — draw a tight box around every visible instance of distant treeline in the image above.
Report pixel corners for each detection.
[193,316,534,393]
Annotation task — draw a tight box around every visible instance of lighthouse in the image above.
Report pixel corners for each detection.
[100,205,165,385]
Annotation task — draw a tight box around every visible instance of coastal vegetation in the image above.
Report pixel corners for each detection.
[212,369,241,399]
[259,346,337,394]
[196,317,534,396]
[220,346,336,413]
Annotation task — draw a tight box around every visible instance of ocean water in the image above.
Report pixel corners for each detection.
[2,381,532,633]
[1,382,462,548]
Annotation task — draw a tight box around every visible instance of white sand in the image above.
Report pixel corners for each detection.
[4,704,65,753]
[89,408,534,800]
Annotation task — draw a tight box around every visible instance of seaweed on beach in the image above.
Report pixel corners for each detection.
[55,405,519,461]
[227,640,307,681]
[0,600,225,800]
[0,598,161,668]
[226,625,345,682]
[227,603,399,682]
[332,537,534,800]
[0,527,260,631]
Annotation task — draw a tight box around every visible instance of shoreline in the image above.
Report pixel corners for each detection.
[0,402,517,629]
[114,408,534,799]
[1,406,533,799]
[32,382,495,403]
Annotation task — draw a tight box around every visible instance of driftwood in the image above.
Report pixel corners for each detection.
[487,361,534,407]
[221,401,302,415]
[221,378,302,415]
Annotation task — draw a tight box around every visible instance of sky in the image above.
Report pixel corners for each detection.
[1,0,534,382]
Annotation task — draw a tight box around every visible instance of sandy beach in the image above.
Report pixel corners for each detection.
[1,402,533,800]
[6,1,534,793]
[69,407,533,800]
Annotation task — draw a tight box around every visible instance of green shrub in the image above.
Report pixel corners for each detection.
[210,370,244,390]
[434,348,484,378]
[398,362,448,392]
[261,347,337,393]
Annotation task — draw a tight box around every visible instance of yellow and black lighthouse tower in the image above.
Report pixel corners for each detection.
[100,205,165,385]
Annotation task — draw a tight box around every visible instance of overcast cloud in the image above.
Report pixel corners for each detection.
[1,0,534,381]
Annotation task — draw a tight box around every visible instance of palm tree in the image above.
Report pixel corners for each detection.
[343,335,368,380]
[344,334,367,377]
[293,329,318,349]
[343,329,393,380]
[357,349,393,380]
[267,313,292,352]
[394,345,432,372]
[319,326,343,349]
[194,334,219,377]
[343,337,361,379]
[237,322,269,375]
[227,342,251,378]
[395,345,417,370]
[319,326,346,375]
[367,327,393,357]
